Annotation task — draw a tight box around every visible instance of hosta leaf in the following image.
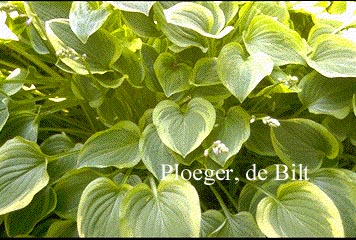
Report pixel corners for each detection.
[204,106,250,166]
[0,95,9,132]
[53,168,102,220]
[108,1,155,16]
[139,124,182,179]
[322,114,356,142]
[77,177,132,237]
[46,220,79,238]
[78,121,141,168]
[200,210,225,237]
[25,1,71,22]
[46,19,122,74]
[309,168,356,237]
[191,57,220,86]
[218,1,239,25]
[153,52,191,97]
[121,11,161,38]
[141,44,162,92]
[163,2,233,39]
[0,137,49,215]
[1,68,26,96]
[307,34,356,78]
[298,71,356,119]
[271,118,339,172]
[119,175,201,237]
[69,2,112,44]
[217,42,274,102]
[243,15,307,66]
[244,121,276,156]
[0,111,38,146]
[113,173,142,187]
[5,187,56,236]
[256,181,344,237]
[210,211,264,237]
[153,98,216,157]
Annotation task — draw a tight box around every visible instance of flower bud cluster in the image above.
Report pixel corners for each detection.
[204,140,229,157]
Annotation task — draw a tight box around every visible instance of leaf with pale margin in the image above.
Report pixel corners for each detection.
[307,34,356,78]
[256,181,344,237]
[271,118,339,172]
[163,2,233,39]
[153,52,191,97]
[298,71,356,119]
[243,15,306,66]
[217,42,273,102]
[119,175,201,237]
[77,177,132,237]
[309,168,356,237]
[139,124,182,180]
[78,121,141,168]
[69,2,112,44]
[0,137,49,215]
[108,1,155,16]
[200,210,225,237]
[153,98,216,157]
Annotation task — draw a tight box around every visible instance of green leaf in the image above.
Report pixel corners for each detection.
[25,1,71,22]
[69,2,112,44]
[140,124,182,179]
[153,52,191,97]
[204,106,250,166]
[191,57,220,86]
[0,137,49,215]
[1,68,26,96]
[77,177,132,237]
[217,42,274,102]
[0,95,9,132]
[0,111,38,146]
[141,43,162,92]
[119,175,201,237]
[40,133,75,155]
[298,71,356,119]
[309,168,356,237]
[271,118,339,172]
[322,114,356,142]
[211,211,264,237]
[46,220,79,238]
[108,1,156,16]
[200,210,225,237]
[307,34,356,78]
[244,121,276,156]
[243,15,307,66]
[163,2,233,39]
[121,11,161,38]
[5,187,56,236]
[353,94,356,117]
[256,181,344,237]
[78,121,141,168]
[113,173,142,187]
[153,98,216,157]
[53,168,102,220]
[218,1,239,25]
[45,19,122,74]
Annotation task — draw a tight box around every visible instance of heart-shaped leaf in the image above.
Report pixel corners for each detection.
[191,57,220,86]
[69,2,112,44]
[204,106,250,166]
[217,42,273,102]
[153,97,216,157]
[243,15,307,66]
[0,137,49,215]
[298,71,356,119]
[256,181,344,237]
[119,175,201,237]
[77,177,132,237]
[139,124,182,179]
[78,121,141,168]
[153,52,192,97]
[271,118,339,172]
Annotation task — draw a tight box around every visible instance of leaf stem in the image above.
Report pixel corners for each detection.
[149,176,158,198]
[216,180,239,212]
[46,149,81,163]
[39,127,92,137]
[120,168,133,185]
[209,184,231,217]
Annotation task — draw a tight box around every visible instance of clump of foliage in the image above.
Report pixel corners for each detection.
[0,1,356,237]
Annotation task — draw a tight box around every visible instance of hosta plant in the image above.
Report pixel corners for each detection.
[0,1,356,237]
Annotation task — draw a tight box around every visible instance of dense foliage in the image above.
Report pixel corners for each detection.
[0,1,356,237]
